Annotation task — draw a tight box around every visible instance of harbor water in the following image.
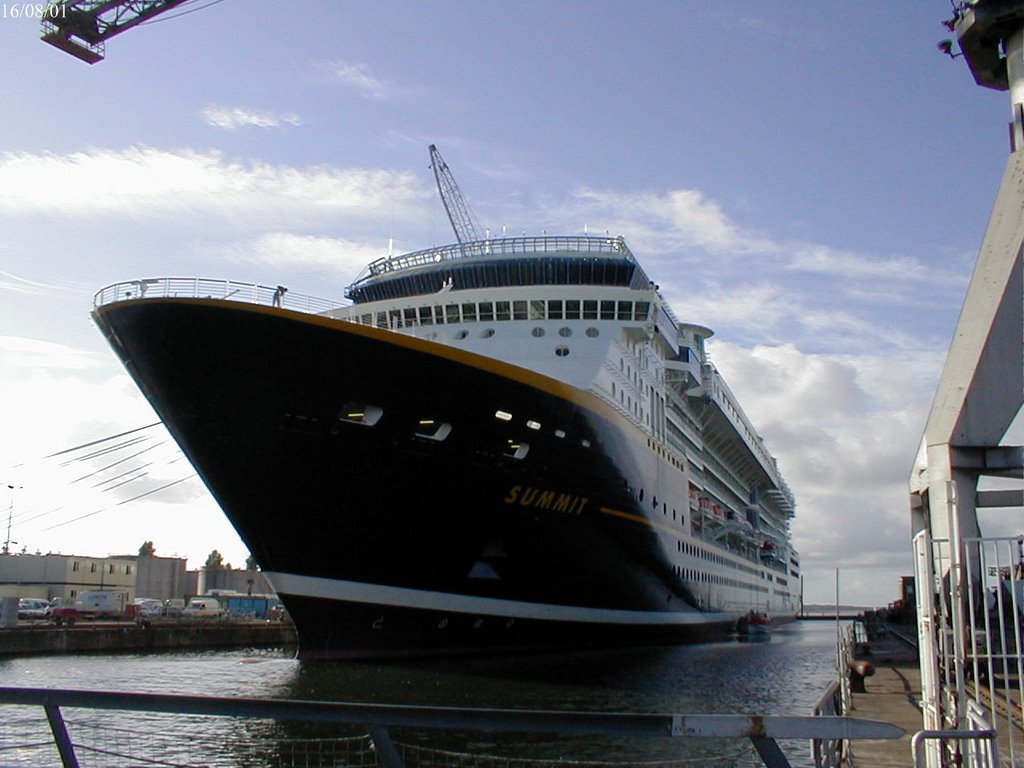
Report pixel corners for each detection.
[0,620,846,767]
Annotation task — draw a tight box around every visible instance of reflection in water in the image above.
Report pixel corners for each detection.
[0,621,842,767]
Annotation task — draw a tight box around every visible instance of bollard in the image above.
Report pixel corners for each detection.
[847,659,875,693]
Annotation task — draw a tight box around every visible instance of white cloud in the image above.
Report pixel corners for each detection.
[326,60,400,100]
[201,105,302,130]
[572,187,768,254]
[0,270,78,298]
[225,232,384,280]
[0,335,100,373]
[0,147,426,221]
[707,340,941,603]
[787,243,958,284]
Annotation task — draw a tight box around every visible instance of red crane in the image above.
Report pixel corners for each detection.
[41,0,191,63]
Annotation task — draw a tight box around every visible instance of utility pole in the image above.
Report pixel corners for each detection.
[3,485,21,556]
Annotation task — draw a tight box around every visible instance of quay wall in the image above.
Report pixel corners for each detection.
[0,621,297,658]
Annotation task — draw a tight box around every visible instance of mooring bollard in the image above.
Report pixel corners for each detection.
[847,659,875,693]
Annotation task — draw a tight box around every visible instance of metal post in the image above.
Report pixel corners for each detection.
[750,735,792,768]
[44,704,79,768]
[368,726,405,768]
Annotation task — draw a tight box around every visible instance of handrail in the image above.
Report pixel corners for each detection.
[92,277,347,315]
[0,685,905,768]
[351,235,635,284]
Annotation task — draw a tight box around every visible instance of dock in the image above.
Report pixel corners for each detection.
[0,619,296,657]
[846,624,923,767]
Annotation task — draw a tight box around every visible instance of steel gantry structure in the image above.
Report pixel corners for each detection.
[41,0,191,63]
[912,2,1024,766]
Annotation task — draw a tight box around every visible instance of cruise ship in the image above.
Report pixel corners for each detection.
[91,158,799,660]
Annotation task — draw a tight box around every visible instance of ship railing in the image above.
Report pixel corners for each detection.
[0,684,906,768]
[352,235,636,283]
[92,278,348,316]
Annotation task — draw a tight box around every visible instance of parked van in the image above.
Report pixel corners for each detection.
[182,597,223,618]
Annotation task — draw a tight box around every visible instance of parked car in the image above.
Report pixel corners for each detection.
[18,598,50,619]
[182,597,224,618]
[133,598,164,618]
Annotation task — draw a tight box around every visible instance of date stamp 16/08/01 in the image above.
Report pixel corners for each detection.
[2,3,68,19]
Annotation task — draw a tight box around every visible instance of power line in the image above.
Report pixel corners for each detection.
[41,422,161,460]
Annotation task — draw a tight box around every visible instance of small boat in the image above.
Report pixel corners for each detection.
[736,610,772,635]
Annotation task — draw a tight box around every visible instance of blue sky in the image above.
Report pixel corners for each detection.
[0,1,1015,606]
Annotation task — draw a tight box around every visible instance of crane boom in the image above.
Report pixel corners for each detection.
[41,0,190,63]
[429,144,481,244]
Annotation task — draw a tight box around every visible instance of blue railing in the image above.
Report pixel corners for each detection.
[0,685,904,768]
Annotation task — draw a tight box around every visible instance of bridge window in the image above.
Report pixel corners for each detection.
[462,303,477,322]
[496,301,511,321]
[566,300,581,319]
[513,300,527,320]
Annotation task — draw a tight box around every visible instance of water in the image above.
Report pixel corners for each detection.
[0,620,844,767]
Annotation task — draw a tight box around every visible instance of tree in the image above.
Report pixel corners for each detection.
[138,541,155,557]
[204,549,224,569]
[245,554,258,570]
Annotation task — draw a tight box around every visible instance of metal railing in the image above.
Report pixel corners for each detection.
[92,277,348,315]
[354,236,636,283]
[811,681,845,768]
[0,685,905,768]
[911,702,998,768]
[915,525,1021,768]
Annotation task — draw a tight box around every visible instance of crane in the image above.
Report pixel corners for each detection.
[429,144,482,244]
[41,0,191,63]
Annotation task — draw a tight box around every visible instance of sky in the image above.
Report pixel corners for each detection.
[0,1,1018,607]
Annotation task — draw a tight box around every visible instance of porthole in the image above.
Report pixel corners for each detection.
[554,429,566,438]
[504,440,530,460]
[415,419,452,442]
[555,346,569,357]
[338,403,383,426]
[558,327,572,337]
[454,330,469,340]
[481,328,495,338]
[531,327,546,338]
[586,327,599,338]
[495,410,513,421]
[526,420,541,430]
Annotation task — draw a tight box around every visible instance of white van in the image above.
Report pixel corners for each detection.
[182,597,224,618]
